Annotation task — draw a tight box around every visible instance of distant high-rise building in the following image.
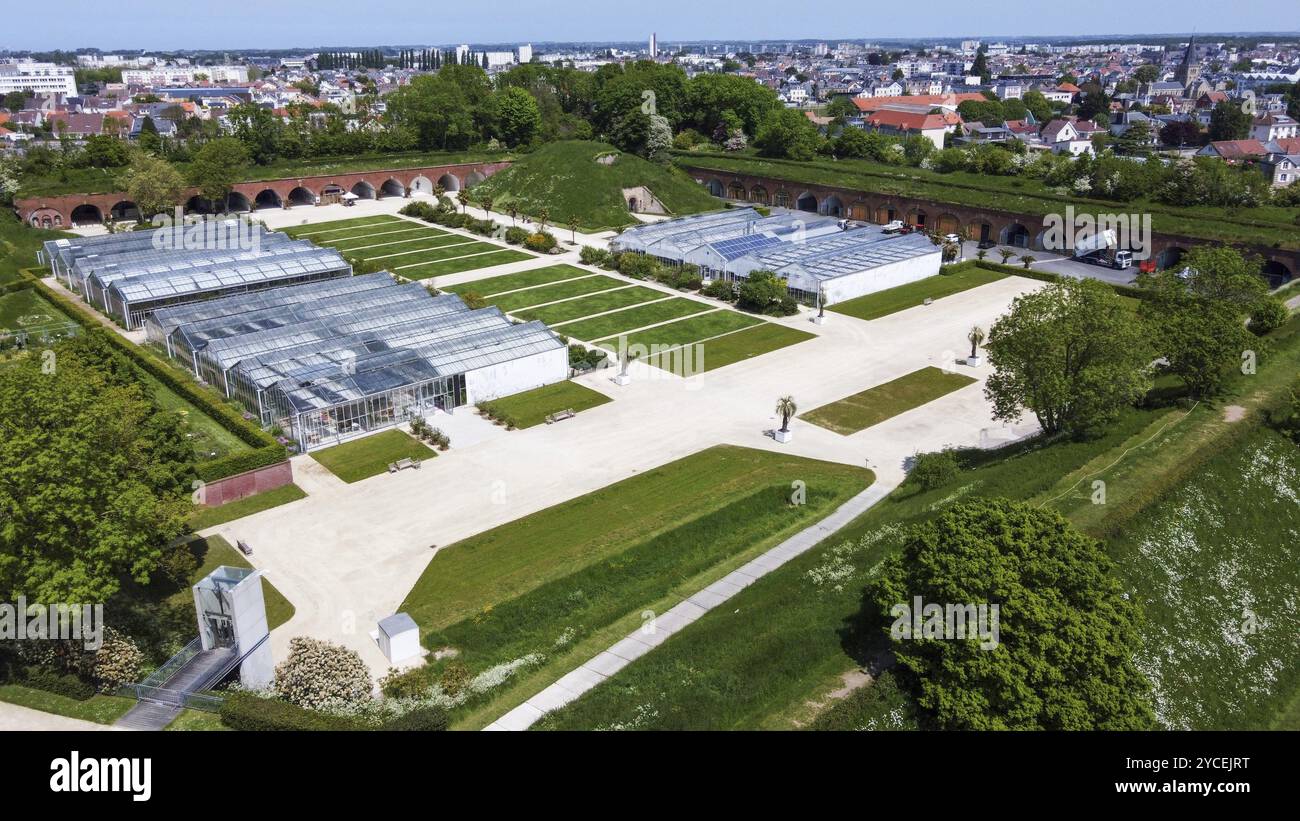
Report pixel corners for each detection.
[518,43,533,64]
[455,44,470,64]
[649,33,658,59]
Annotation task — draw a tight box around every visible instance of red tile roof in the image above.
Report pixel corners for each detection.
[866,108,951,132]
[1208,139,1270,160]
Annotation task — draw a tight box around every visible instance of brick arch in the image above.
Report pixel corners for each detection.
[847,200,870,220]
[934,213,961,235]
[705,178,726,197]
[70,203,103,225]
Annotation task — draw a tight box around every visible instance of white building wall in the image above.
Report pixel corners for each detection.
[819,252,942,305]
[464,346,568,404]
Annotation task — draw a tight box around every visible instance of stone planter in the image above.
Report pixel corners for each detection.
[967,355,982,367]
[774,428,793,444]
[812,314,826,325]
[614,373,631,386]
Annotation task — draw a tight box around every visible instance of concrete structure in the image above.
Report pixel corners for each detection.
[376,613,420,665]
[678,161,1298,282]
[193,565,274,688]
[0,61,77,96]
[15,159,510,229]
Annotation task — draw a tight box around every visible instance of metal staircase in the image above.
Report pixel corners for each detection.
[114,634,268,730]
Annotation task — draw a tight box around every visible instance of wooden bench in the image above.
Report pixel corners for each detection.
[387,457,422,473]
[236,540,253,556]
[545,407,577,424]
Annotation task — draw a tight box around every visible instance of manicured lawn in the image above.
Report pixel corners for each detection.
[828,266,1009,321]
[443,264,592,297]
[399,445,872,728]
[397,249,533,280]
[349,236,485,261]
[514,286,667,324]
[0,288,63,332]
[0,686,135,725]
[643,321,816,373]
[488,276,626,313]
[324,227,448,251]
[802,366,977,435]
[280,216,405,239]
[598,309,762,353]
[189,483,308,530]
[165,708,229,731]
[558,298,713,341]
[310,428,435,483]
[478,380,611,428]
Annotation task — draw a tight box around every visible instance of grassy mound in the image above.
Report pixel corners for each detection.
[472,140,721,231]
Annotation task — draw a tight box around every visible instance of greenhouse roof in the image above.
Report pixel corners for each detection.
[107,248,349,306]
[746,231,939,283]
[77,234,302,287]
[149,272,397,334]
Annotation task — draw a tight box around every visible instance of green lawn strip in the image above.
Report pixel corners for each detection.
[0,686,135,725]
[189,483,308,530]
[397,250,533,280]
[310,428,435,483]
[536,408,1166,730]
[165,708,229,730]
[643,321,816,373]
[442,264,593,297]
[1,212,73,285]
[345,236,481,261]
[828,267,1009,321]
[401,445,870,633]
[0,288,63,331]
[489,276,625,313]
[480,380,611,428]
[321,226,444,248]
[280,216,406,238]
[598,310,762,354]
[559,298,713,341]
[135,369,250,461]
[802,366,977,435]
[514,286,667,325]
[436,481,867,724]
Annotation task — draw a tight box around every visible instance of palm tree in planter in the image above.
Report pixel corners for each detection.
[508,205,518,226]
[941,238,960,264]
[976,248,988,261]
[774,395,797,443]
[997,247,1016,265]
[537,207,550,233]
[967,325,985,366]
[456,189,470,214]
[481,196,493,220]
[813,286,827,324]
[1019,254,1035,269]
[567,215,579,243]
[434,184,446,202]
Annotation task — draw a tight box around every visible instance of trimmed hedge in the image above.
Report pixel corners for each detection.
[20,667,97,701]
[24,271,288,481]
[380,706,449,731]
[219,691,364,731]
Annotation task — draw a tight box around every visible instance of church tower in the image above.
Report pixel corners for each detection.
[1174,36,1200,92]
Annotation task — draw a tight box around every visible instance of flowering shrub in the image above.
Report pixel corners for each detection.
[92,628,145,693]
[273,637,372,711]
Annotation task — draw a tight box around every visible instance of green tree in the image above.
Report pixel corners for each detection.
[1114,120,1154,156]
[385,75,476,150]
[187,137,250,212]
[753,107,822,160]
[81,135,130,169]
[684,72,782,138]
[227,104,285,164]
[0,333,192,603]
[774,396,796,433]
[1020,90,1054,123]
[1133,64,1160,84]
[1208,99,1252,141]
[1137,246,1266,396]
[984,277,1153,436]
[136,115,161,154]
[867,498,1156,730]
[121,152,185,221]
[485,86,542,148]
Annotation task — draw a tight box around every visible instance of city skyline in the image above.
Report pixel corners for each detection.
[1,0,1293,51]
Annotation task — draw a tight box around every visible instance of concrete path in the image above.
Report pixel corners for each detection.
[484,479,897,731]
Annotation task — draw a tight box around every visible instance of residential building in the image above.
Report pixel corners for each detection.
[0,62,78,97]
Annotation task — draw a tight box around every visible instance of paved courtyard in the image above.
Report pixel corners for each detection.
[204,270,1045,677]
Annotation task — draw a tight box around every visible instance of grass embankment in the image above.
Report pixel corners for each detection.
[0,211,70,286]
[398,445,872,729]
[802,366,978,435]
[538,316,1300,731]
[310,429,436,483]
[676,151,1300,251]
[17,150,505,199]
[472,141,721,230]
[189,483,307,530]
[0,685,135,725]
[478,381,611,429]
[829,266,1010,321]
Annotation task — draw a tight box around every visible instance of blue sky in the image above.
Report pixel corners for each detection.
[5,0,1289,51]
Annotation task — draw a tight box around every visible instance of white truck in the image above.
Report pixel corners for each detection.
[1072,229,1133,269]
